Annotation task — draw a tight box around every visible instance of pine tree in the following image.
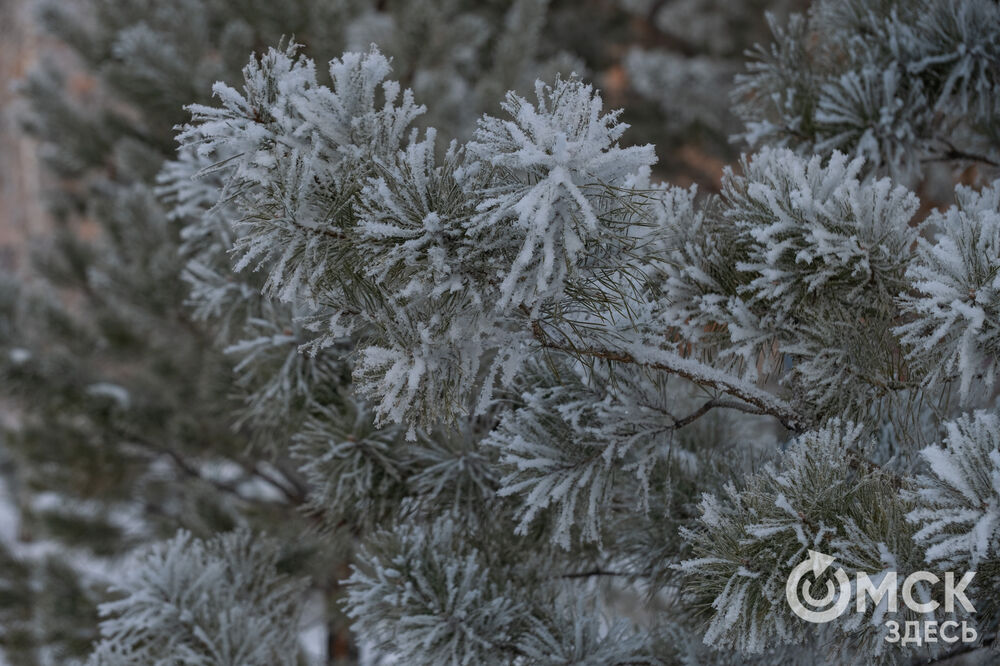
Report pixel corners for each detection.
[6,0,1000,664]
[1,0,585,663]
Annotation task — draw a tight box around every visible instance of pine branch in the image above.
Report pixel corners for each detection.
[845,450,905,489]
[112,424,299,507]
[530,320,806,432]
[923,637,997,665]
[672,398,768,429]
[924,140,1000,168]
[559,568,645,579]
[250,462,308,505]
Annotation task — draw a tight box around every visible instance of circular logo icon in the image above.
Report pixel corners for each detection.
[785,550,851,623]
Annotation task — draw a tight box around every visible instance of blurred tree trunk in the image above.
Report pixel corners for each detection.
[0,0,47,273]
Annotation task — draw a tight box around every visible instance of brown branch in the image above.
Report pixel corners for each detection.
[530,320,806,432]
[846,450,906,489]
[559,567,644,579]
[924,141,1000,168]
[145,440,269,503]
[250,462,307,505]
[923,636,996,665]
[112,425,298,506]
[284,214,345,240]
[673,398,768,429]
[270,460,310,500]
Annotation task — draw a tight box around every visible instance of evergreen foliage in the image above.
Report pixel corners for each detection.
[88,529,307,666]
[5,0,1000,664]
[734,0,1000,182]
